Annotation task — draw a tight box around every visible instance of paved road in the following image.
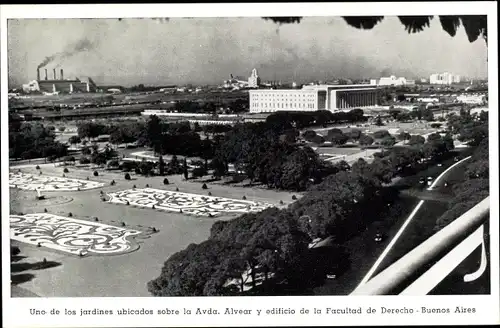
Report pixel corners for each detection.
[356,155,473,289]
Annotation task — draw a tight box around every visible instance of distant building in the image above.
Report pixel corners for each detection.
[22,67,96,94]
[247,69,261,88]
[456,94,486,105]
[371,75,411,86]
[430,72,461,85]
[249,84,378,113]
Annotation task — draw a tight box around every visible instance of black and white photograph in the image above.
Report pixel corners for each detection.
[1,2,498,327]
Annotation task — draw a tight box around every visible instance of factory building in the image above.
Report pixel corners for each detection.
[249,84,378,113]
[22,68,97,94]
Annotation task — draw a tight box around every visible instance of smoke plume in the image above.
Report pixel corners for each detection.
[37,38,98,69]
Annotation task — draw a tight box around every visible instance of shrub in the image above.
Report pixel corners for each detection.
[94,217,99,222]
[292,195,297,200]
[242,195,247,200]
[36,165,40,170]
[202,183,208,190]
[110,180,116,185]
[121,222,126,227]
[373,130,390,139]
[44,208,48,213]
[79,157,91,164]
[11,245,21,257]
[64,156,76,163]
[146,184,150,188]
[107,159,120,168]
[133,184,136,188]
[63,168,69,173]
[135,167,142,175]
[93,170,99,177]
[280,200,284,205]
[124,173,131,180]
[62,174,66,177]
[176,187,179,191]
[163,178,169,185]
[208,192,212,196]
[68,212,73,217]
[86,176,90,180]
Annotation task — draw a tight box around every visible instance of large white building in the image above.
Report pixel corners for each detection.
[430,72,461,85]
[249,84,379,113]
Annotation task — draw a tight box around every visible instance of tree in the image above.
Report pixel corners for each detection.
[211,156,227,179]
[265,16,487,44]
[329,133,349,146]
[422,108,434,121]
[193,122,202,132]
[158,156,165,176]
[396,112,412,122]
[278,147,320,191]
[389,109,402,119]
[374,117,384,126]
[359,134,374,146]
[302,130,317,141]
[408,135,425,145]
[373,130,390,139]
[380,136,396,148]
[183,158,189,180]
[146,115,163,153]
[147,239,234,296]
[346,129,362,141]
[192,166,207,178]
[426,133,442,143]
[327,128,343,138]
[139,160,155,176]
[398,131,411,143]
[312,135,325,145]
[68,136,81,145]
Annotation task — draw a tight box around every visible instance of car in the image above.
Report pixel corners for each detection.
[427,177,433,181]
[374,233,385,242]
[419,178,425,184]
[437,163,443,167]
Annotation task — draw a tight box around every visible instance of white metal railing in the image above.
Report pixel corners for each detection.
[351,197,490,295]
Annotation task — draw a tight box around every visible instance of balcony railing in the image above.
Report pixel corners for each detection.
[351,196,490,295]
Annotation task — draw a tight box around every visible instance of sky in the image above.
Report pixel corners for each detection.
[7,16,488,87]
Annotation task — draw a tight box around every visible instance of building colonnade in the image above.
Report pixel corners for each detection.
[336,91,378,110]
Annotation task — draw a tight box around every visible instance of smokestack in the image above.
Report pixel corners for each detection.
[53,68,56,80]
[37,68,40,81]
[44,69,48,80]
[60,69,64,80]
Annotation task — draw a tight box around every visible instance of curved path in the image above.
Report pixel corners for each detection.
[356,155,472,289]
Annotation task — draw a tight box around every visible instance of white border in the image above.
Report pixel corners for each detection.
[1,2,498,327]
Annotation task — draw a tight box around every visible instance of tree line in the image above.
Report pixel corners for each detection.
[146,113,469,296]
[9,122,68,161]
